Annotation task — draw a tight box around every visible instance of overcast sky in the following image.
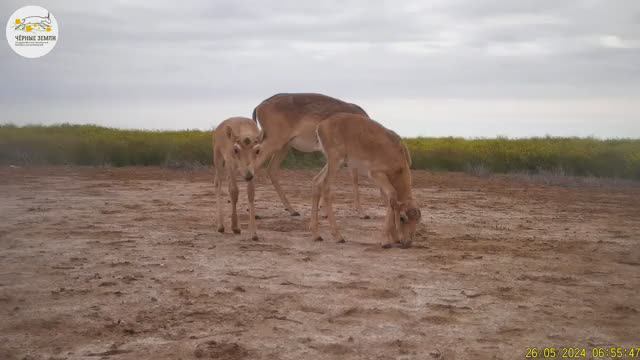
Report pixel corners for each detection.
[1,0,639,138]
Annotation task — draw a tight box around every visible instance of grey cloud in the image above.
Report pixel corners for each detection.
[1,0,639,136]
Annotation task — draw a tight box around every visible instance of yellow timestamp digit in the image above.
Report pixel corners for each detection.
[544,347,557,358]
[610,347,624,358]
[526,347,540,358]
[593,348,606,357]
[561,347,586,358]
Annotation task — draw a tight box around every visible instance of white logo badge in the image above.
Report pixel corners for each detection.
[6,6,58,58]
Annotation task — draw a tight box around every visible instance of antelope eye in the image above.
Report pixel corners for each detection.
[233,147,240,154]
[255,148,261,155]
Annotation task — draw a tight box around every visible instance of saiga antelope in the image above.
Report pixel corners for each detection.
[310,114,421,248]
[252,93,371,218]
[213,117,262,240]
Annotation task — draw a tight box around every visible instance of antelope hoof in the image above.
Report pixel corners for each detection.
[251,235,259,241]
[337,238,346,244]
[400,241,412,249]
[361,214,371,220]
[254,214,262,220]
[381,243,393,249]
[313,236,323,242]
[217,226,225,233]
[232,228,241,234]
[291,211,301,217]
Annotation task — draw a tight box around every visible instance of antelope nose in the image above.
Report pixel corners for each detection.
[244,173,254,181]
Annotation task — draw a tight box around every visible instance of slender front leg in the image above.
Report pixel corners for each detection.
[382,204,398,248]
[247,179,258,240]
[323,163,344,243]
[267,146,299,216]
[379,187,387,206]
[319,188,328,219]
[351,168,370,219]
[369,171,399,248]
[214,150,225,233]
[310,164,327,241]
[228,174,240,234]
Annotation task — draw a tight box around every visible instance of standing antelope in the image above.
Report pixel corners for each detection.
[310,114,421,248]
[213,117,262,241]
[252,93,371,218]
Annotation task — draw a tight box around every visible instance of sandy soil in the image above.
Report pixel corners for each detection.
[0,166,639,360]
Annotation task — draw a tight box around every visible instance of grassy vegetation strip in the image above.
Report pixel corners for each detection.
[1,124,639,179]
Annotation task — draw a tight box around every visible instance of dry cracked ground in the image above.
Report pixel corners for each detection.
[0,166,639,359]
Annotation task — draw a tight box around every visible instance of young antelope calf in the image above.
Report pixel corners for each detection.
[310,114,421,248]
[213,117,262,240]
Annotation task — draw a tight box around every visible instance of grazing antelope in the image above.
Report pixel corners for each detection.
[252,93,371,218]
[310,114,421,248]
[213,117,262,240]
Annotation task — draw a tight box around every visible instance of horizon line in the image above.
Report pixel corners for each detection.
[2,122,639,141]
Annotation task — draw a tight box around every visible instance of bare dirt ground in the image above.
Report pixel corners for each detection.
[0,166,639,360]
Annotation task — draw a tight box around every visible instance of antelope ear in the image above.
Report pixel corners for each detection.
[243,137,251,146]
[407,208,421,220]
[225,126,234,140]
